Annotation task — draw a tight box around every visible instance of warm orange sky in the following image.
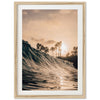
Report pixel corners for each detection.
[22,10,77,56]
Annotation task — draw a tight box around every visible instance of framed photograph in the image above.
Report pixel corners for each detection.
[14,2,86,98]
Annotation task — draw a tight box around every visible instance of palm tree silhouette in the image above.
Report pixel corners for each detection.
[50,47,55,56]
[55,41,62,57]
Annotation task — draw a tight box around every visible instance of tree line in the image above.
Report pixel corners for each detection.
[36,41,62,57]
[66,46,78,57]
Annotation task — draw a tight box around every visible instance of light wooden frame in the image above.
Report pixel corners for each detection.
[14,2,86,98]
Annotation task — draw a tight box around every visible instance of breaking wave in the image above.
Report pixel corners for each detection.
[22,40,78,90]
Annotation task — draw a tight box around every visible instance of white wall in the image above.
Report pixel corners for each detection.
[0,0,100,100]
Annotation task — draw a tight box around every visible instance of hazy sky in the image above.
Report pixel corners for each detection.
[22,10,77,55]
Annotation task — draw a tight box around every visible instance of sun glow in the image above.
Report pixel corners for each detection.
[61,41,68,56]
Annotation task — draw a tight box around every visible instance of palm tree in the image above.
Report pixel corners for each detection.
[55,41,62,57]
[44,47,49,54]
[58,41,62,57]
[55,43,59,57]
[36,43,41,50]
[71,46,78,56]
[50,47,55,56]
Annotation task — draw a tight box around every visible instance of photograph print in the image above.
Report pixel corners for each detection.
[22,9,78,90]
[15,2,86,98]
